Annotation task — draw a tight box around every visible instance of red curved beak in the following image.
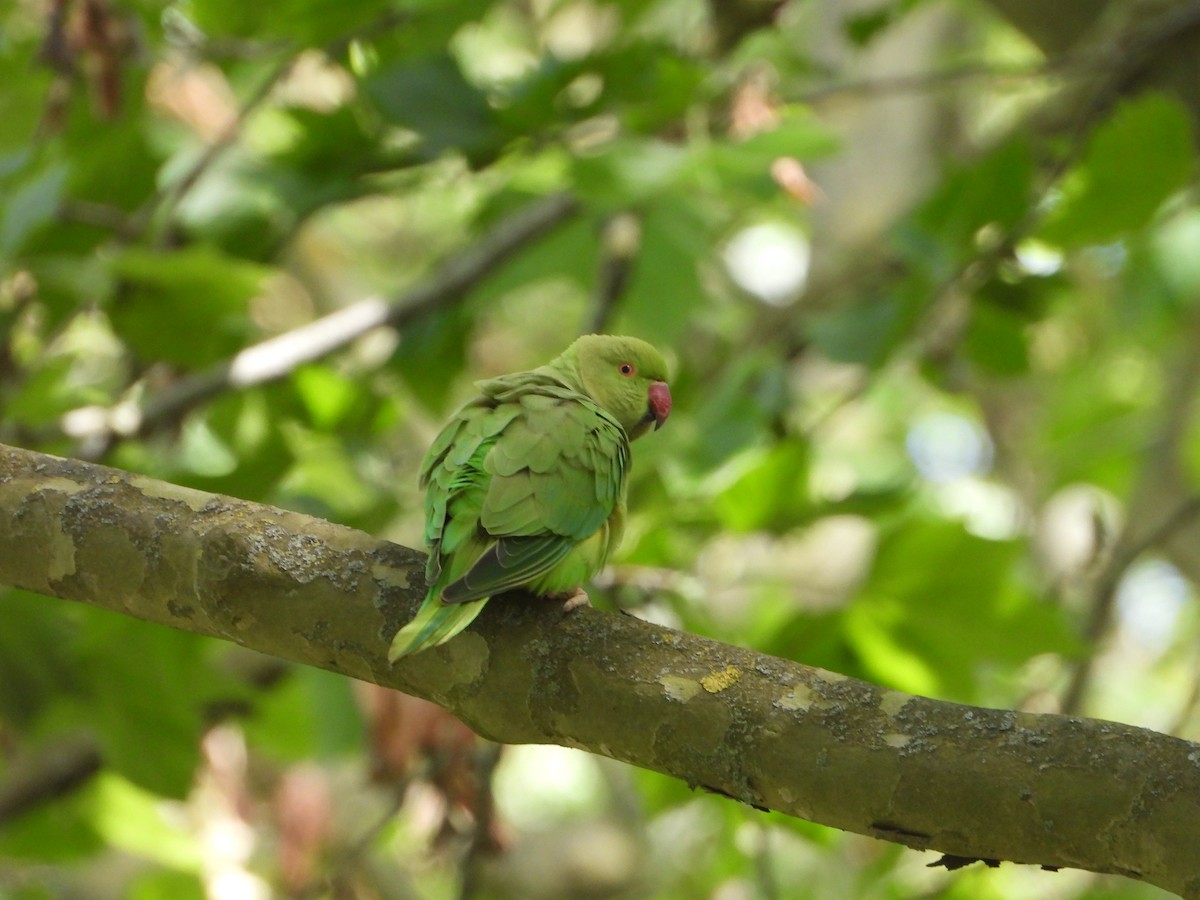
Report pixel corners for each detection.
[648,381,671,430]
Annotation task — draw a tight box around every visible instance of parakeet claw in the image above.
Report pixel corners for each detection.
[559,588,591,613]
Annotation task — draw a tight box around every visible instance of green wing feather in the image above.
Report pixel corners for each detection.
[388,373,629,660]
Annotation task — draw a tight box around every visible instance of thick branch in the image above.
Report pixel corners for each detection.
[0,443,1198,897]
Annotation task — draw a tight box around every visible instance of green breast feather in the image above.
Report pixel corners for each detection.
[388,373,631,659]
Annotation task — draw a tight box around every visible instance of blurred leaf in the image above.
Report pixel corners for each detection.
[243,666,363,762]
[614,198,709,345]
[85,773,202,870]
[964,303,1029,375]
[293,364,366,430]
[713,440,810,533]
[1147,208,1200,301]
[108,246,271,367]
[501,42,704,139]
[1040,93,1194,247]
[0,591,78,730]
[6,358,99,427]
[908,137,1034,263]
[572,138,691,206]
[64,117,159,215]
[128,870,207,900]
[171,151,308,261]
[393,306,473,412]
[358,0,493,59]
[592,43,706,134]
[0,776,105,861]
[278,422,379,518]
[806,284,925,368]
[75,615,230,798]
[364,53,501,164]
[847,519,1078,700]
[701,110,840,193]
[185,0,394,45]
[689,352,786,468]
[844,0,926,45]
[0,161,68,258]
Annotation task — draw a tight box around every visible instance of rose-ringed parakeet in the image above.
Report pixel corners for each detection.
[388,334,671,660]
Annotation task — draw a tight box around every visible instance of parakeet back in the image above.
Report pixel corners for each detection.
[388,335,670,660]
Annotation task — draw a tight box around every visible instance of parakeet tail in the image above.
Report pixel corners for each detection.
[388,595,488,661]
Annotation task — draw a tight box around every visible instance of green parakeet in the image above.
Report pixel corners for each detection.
[388,334,671,660]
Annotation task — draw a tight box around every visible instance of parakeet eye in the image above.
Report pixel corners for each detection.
[619,362,636,376]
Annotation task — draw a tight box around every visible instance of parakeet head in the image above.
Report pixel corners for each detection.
[566,334,671,440]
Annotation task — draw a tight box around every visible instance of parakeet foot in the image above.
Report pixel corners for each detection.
[559,588,591,613]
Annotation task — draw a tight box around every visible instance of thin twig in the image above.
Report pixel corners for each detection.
[129,53,294,247]
[0,732,102,824]
[794,59,1076,106]
[296,784,409,900]
[1062,494,1200,715]
[457,741,503,900]
[585,211,641,335]
[131,9,414,246]
[1169,671,1200,739]
[754,822,779,900]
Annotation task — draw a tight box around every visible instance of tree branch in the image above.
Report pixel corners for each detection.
[0,442,1198,896]
[0,731,102,822]
[60,192,580,457]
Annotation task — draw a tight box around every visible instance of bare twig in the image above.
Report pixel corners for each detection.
[124,50,293,248]
[296,785,409,900]
[1061,494,1200,716]
[794,60,1074,107]
[1061,307,1200,715]
[0,732,102,824]
[131,9,415,246]
[1169,670,1200,740]
[585,211,641,335]
[456,741,503,900]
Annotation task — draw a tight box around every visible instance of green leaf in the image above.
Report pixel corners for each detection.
[688,352,788,468]
[806,284,925,368]
[0,161,68,258]
[571,138,691,206]
[277,422,379,518]
[75,615,226,798]
[846,519,1078,700]
[713,440,811,533]
[964,303,1029,375]
[185,0,395,45]
[364,54,501,163]
[393,306,474,413]
[908,137,1035,261]
[613,198,710,345]
[845,9,894,45]
[107,246,271,367]
[501,42,705,140]
[1039,93,1194,247]
[844,0,925,45]
[242,666,363,762]
[0,591,79,731]
[0,773,105,861]
[701,109,840,194]
[84,773,203,870]
[293,364,365,430]
[128,870,207,900]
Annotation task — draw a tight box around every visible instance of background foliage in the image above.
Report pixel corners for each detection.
[2,0,1199,897]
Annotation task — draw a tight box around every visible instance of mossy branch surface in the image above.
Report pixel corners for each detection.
[1,443,1197,896]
